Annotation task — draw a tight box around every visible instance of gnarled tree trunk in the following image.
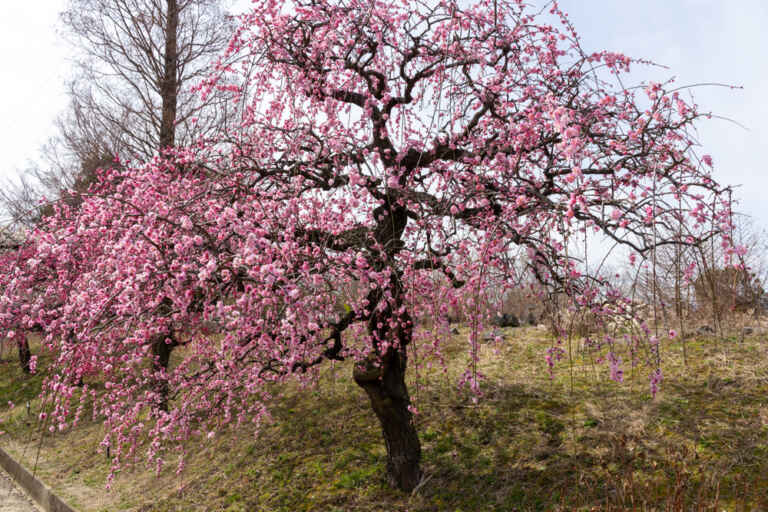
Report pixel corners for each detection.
[354,200,422,491]
[354,348,421,491]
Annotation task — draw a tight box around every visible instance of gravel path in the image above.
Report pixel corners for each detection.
[0,470,38,512]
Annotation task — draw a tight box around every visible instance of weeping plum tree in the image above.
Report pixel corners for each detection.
[0,0,736,492]
[0,243,34,374]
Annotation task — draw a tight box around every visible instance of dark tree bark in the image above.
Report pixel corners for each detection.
[152,333,177,412]
[160,0,179,150]
[354,348,421,492]
[353,193,422,491]
[17,334,31,374]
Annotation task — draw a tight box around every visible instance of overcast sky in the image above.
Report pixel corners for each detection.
[1,1,766,224]
[1,1,69,184]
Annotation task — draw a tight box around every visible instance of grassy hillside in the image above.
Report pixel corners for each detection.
[1,326,767,511]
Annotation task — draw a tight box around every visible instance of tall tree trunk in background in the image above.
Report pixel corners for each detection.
[160,0,179,150]
[153,1,180,405]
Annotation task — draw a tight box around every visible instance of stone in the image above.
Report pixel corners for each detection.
[490,313,519,328]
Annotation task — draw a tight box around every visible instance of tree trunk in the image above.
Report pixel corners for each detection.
[17,334,31,374]
[356,200,420,491]
[152,334,176,412]
[354,349,421,492]
[159,0,179,150]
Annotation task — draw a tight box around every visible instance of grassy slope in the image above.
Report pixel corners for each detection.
[1,327,768,511]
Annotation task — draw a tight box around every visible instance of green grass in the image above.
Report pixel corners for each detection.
[1,326,768,510]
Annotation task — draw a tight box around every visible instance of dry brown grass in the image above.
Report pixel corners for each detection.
[1,324,768,511]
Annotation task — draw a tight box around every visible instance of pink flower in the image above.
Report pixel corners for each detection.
[608,353,623,383]
[650,369,663,397]
[355,253,368,269]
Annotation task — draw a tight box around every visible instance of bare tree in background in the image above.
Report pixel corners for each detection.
[694,215,768,318]
[628,213,767,337]
[1,0,237,225]
[0,0,237,376]
[62,0,235,155]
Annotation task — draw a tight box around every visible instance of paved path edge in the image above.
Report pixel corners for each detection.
[0,446,76,512]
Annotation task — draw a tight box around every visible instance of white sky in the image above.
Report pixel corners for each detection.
[0,1,766,224]
[0,1,69,180]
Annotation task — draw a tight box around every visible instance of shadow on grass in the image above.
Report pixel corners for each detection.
[2,331,768,511]
[142,369,768,512]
